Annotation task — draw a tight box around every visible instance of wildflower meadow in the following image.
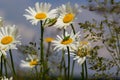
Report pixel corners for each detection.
[0,0,120,80]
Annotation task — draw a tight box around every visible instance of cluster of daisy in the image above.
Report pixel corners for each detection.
[23,2,91,67]
[0,2,92,79]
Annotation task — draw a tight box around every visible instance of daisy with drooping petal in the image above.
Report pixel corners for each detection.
[71,41,91,65]
[20,54,39,68]
[52,31,80,51]
[23,2,57,25]
[54,2,81,29]
[0,25,21,51]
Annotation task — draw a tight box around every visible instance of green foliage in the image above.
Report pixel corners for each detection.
[79,0,120,79]
[18,42,38,55]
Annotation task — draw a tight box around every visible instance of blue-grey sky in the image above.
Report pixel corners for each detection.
[0,0,86,24]
[0,0,89,43]
[0,0,120,27]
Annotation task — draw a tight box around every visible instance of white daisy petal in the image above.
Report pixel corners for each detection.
[35,2,40,12]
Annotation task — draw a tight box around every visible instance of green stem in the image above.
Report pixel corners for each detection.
[70,24,76,34]
[4,59,8,77]
[67,46,70,80]
[63,29,66,37]
[81,63,85,80]
[70,23,76,80]
[40,20,45,80]
[0,54,3,76]
[85,60,88,80]
[63,29,67,79]
[9,49,16,77]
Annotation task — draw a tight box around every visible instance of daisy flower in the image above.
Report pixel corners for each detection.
[24,2,57,25]
[45,37,54,43]
[1,76,13,80]
[54,2,81,29]
[0,25,21,50]
[20,54,39,68]
[52,31,80,51]
[71,41,91,65]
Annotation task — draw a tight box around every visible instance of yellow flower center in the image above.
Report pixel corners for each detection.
[1,36,13,45]
[29,59,38,66]
[77,49,84,57]
[45,37,54,43]
[77,48,88,57]
[61,38,73,45]
[63,13,74,23]
[35,13,47,19]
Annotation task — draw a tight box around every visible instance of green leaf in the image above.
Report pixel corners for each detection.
[63,36,70,41]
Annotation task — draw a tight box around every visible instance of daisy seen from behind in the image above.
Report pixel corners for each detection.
[20,54,39,68]
[52,31,80,52]
[24,2,57,25]
[55,2,81,29]
[71,41,91,65]
[0,25,21,51]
